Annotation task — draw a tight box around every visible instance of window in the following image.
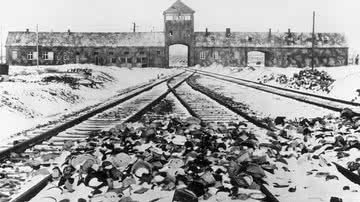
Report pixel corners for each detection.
[121,58,126,63]
[213,51,219,60]
[142,57,147,62]
[93,52,99,55]
[111,58,116,63]
[12,51,18,60]
[42,52,49,60]
[200,52,205,60]
[136,58,141,63]
[109,51,114,55]
[140,51,145,55]
[184,15,191,20]
[157,51,161,55]
[169,31,173,36]
[48,52,54,60]
[165,15,173,21]
[27,52,33,60]
[126,57,132,63]
[124,51,129,55]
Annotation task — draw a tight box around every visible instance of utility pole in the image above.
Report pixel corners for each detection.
[132,22,140,32]
[36,24,39,68]
[311,11,315,71]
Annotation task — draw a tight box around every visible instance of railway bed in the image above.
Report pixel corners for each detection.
[4,69,359,202]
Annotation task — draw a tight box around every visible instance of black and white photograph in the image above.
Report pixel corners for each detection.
[0,0,359,201]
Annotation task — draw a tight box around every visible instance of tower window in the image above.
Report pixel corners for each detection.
[200,52,206,60]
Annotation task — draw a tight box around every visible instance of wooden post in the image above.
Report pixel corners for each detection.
[311,11,315,70]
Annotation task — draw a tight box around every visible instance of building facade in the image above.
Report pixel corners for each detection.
[6,0,348,67]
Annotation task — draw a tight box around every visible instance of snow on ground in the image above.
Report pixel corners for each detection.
[195,76,335,120]
[0,64,178,141]
[194,64,360,102]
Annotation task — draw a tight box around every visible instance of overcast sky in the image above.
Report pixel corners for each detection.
[1,0,360,53]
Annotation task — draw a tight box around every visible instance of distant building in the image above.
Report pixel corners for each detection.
[5,0,348,67]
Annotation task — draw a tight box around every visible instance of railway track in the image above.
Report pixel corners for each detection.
[168,77,280,202]
[4,72,189,202]
[186,69,360,201]
[8,71,283,202]
[8,69,358,202]
[188,69,360,114]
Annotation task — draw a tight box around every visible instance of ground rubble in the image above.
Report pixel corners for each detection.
[29,115,273,202]
[258,68,335,93]
[4,109,360,202]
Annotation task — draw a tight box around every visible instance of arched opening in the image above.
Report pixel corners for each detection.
[247,51,265,67]
[169,44,188,67]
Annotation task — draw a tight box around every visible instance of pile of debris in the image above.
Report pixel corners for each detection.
[259,69,335,93]
[29,116,274,202]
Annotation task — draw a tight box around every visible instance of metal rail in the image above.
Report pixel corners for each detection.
[9,72,189,202]
[170,75,279,202]
[189,69,360,107]
[0,72,184,162]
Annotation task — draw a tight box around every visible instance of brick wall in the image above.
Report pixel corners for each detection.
[194,47,348,67]
[6,46,166,67]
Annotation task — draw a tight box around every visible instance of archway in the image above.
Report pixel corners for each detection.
[169,44,189,67]
[247,51,265,67]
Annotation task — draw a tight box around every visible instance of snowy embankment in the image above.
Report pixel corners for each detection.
[0,64,177,141]
[194,64,360,102]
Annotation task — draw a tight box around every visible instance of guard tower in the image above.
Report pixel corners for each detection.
[163,0,195,67]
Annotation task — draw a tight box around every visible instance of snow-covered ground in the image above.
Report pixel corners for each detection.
[0,64,178,141]
[194,64,360,102]
[194,76,335,120]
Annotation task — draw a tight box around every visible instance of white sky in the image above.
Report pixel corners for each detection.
[1,0,360,54]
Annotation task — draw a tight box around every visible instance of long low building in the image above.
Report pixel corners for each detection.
[5,0,348,68]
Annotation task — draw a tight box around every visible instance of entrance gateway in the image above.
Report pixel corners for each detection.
[164,0,195,67]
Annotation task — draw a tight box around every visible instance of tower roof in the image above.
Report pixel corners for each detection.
[164,0,195,14]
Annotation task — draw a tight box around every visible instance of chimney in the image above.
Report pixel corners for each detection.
[68,29,71,35]
[26,28,29,33]
[268,28,272,38]
[288,28,291,34]
[205,28,209,36]
[226,28,231,37]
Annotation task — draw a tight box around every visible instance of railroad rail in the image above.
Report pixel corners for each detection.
[188,69,360,114]
[6,72,190,202]
[168,76,280,202]
[186,69,360,201]
[9,71,282,202]
[13,68,358,202]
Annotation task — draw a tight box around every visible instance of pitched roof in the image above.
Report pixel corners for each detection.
[6,32,165,47]
[195,32,347,48]
[164,0,195,14]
